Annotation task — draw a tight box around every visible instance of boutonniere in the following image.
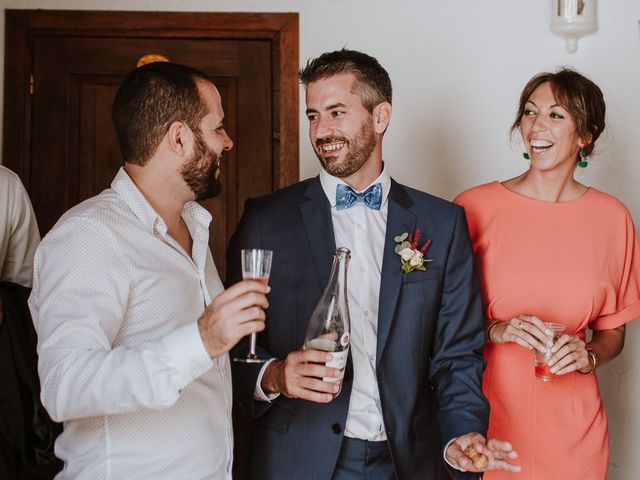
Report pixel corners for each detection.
[394,229,432,273]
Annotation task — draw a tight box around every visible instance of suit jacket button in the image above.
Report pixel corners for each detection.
[332,423,342,434]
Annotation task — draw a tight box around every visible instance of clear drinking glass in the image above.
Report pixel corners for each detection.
[233,249,273,364]
[534,322,566,381]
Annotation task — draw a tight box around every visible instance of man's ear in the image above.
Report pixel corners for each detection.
[373,102,392,134]
[166,121,193,157]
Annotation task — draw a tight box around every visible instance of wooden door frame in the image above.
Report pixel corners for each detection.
[3,9,299,189]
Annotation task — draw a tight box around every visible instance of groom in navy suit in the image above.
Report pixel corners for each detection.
[228,49,520,479]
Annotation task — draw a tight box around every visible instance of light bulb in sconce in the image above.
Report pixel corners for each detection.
[550,0,598,53]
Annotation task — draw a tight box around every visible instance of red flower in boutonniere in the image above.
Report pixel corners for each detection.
[394,228,432,273]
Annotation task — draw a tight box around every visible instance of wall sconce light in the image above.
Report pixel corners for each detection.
[551,0,598,53]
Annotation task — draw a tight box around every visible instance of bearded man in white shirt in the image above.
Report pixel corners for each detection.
[228,49,521,480]
[29,62,269,479]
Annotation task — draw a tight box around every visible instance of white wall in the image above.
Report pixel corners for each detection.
[2,1,639,477]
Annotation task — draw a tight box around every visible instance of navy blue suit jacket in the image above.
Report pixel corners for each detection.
[227,177,488,480]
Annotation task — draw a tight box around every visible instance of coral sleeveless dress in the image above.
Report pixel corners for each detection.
[455,182,640,480]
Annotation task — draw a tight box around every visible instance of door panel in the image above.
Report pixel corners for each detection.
[77,77,123,201]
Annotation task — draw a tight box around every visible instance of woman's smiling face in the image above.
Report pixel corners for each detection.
[520,81,585,173]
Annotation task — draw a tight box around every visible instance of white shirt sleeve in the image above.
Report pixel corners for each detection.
[0,168,40,287]
[30,216,214,423]
[253,358,280,402]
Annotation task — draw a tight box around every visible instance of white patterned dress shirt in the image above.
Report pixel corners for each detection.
[29,168,232,479]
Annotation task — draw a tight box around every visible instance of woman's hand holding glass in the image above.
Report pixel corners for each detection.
[488,314,592,376]
[488,314,553,352]
[547,334,591,375]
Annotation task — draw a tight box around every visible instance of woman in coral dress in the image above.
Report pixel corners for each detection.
[455,68,640,479]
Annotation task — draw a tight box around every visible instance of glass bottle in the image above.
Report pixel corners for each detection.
[303,247,351,398]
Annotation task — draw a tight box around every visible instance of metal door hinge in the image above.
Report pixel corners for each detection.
[29,74,34,95]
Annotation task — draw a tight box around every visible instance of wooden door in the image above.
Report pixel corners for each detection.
[4,10,299,279]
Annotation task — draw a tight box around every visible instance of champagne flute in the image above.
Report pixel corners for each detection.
[234,248,273,363]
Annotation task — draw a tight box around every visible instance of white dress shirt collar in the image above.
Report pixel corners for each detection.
[111,167,213,238]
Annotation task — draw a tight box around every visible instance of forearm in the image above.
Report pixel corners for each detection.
[260,359,284,394]
[584,325,626,370]
[486,319,501,343]
[39,322,212,422]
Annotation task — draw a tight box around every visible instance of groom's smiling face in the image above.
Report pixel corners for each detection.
[305,73,376,178]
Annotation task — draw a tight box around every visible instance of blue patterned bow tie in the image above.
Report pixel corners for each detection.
[335,183,383,210]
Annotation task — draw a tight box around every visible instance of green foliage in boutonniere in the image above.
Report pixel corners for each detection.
[394,229,432,273]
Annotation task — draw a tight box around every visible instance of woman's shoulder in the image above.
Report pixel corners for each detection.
[453,181,501,207]
[585,187,633,218]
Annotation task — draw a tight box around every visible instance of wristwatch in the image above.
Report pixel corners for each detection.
[581,345,598,374]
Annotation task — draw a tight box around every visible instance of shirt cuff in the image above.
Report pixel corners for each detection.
[590,299,640,330]
[253,358,280,402]
[162,321,214,391]
[443,437,482,479]
[443,437,462,470]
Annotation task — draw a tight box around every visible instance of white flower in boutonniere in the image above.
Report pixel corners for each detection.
[394,229,432,273]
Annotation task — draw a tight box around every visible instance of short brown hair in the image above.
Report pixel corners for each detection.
[112,62,210,165]
[511,68,605,157]
[299,49,392,112]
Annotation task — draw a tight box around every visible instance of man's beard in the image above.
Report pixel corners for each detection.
[181,130,222,201]
[315,120,376,178]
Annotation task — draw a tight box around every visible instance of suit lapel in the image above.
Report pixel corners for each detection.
[377,180,416,366]
[299,177,336,291]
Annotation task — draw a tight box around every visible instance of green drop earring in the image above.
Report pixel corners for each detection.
[577,148,588,168]
[523,152,530,160]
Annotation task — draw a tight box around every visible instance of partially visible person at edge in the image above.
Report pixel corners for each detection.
[29,62,269,479]
[228,48,521,480]
[0,165,40,287]
[455,68,640,479]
